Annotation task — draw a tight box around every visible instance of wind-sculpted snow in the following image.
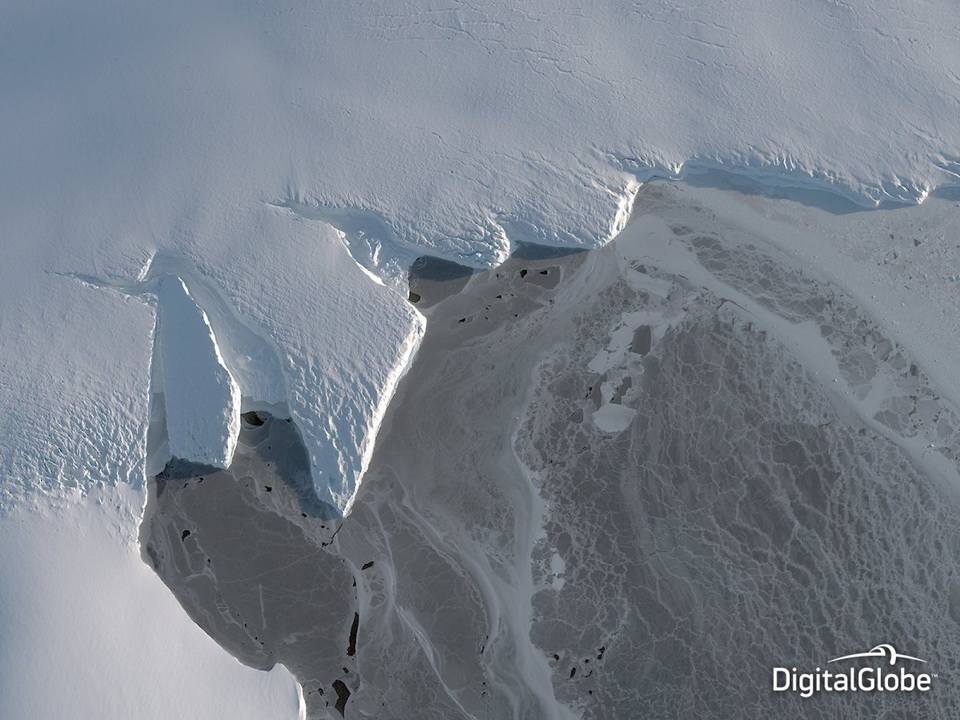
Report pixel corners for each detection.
[0,278,154,512]
[143,253,424,513]
[4,0,960,513]
[268,0,960,274]
[4,2,960,716]
[156,275,241,469]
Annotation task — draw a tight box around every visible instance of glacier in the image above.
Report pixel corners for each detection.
[3,0,960,512]
[156,275,241,470]
[2,0,960,718]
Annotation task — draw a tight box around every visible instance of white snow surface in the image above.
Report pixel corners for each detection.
[157,275,241,469]
[0,485,304,720]
[3,2,960,718]
[4,0,960,512]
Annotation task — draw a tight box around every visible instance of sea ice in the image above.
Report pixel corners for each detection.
[3,2,960,717]
[591,403,637,433]
[0,485,304,720]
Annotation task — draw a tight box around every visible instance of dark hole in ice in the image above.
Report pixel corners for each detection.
[332,679,351,716]
[347,612,360,656]
[630,325,652,356]
[522,265,561,289]
[407,291,421,304]
[241,411,264,426]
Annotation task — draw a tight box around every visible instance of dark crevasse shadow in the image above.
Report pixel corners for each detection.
[678,167,917,215]
[407,255,475,308]
[154,412,338,520]
[407,244,589,309]
[236,411,339,521]
[409,255,476,282]
[932,185,960,202]
[510,242,589,261]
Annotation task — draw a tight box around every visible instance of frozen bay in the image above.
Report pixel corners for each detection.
[144,181,960,718]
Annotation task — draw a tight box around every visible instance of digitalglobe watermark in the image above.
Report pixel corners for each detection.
[772,644,935,699]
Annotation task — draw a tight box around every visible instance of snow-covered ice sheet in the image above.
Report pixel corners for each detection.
[3,0,960,718]
[0,484,304,720]
[4,0,960,512]
[156,275,241,469]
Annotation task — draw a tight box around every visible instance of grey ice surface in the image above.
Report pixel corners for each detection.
[142,414,357,717]
[145,183,960,719]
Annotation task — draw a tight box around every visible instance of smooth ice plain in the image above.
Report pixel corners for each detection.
[142,181,960,718]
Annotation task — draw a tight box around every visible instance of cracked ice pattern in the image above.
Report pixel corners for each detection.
[145,186,960,718]
[516,189,960,717]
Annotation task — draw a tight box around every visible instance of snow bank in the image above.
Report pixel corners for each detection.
[157,275,240,469]
[182,214,426,514]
